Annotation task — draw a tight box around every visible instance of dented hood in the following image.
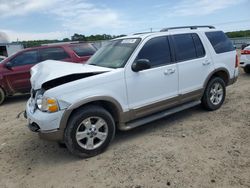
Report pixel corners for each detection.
[30,60,113,90]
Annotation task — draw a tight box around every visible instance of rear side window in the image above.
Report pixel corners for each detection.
[172,33,206,62]
[10,50,39,66]
[205,31,234,54]
[192,34,205,57]
[40,47,70,61]
[137,36,172,67]
[71,44,96,57]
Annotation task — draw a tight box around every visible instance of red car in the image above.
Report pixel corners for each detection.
[0,43,97,104]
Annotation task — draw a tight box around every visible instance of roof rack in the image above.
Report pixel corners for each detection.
[160,25,215,32]
[133,32,154,35]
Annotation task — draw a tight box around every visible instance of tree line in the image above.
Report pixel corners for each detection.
[19,30,250,48]
[21,34,126,48]
[226,30,250,38]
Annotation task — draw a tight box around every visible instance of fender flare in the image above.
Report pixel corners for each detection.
[59,96,124,131]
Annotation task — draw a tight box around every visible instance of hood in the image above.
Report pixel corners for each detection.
[31,60,113,90]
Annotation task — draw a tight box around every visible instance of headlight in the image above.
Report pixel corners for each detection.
[36,96,59,113]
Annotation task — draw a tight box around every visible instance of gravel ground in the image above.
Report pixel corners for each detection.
[0,70,249,188]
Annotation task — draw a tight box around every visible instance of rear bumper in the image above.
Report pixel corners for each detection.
[228,68,238,86]
[228,76,238,85]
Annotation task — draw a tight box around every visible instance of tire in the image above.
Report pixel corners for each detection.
[0,87,5,105]
[64,105,115,158]
[201,77,226,111]
[244,66,250,74]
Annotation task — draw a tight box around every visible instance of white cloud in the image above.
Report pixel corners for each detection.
[0,0,123,38]
[0,29,67,41]
[167,0,247,16]
[49,0,123,33]
[0,0,59,17]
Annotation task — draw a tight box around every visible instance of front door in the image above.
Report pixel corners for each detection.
[4,50,39,93]
[125,36,179,119]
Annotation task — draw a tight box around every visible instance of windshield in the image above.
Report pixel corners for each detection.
[88,38,141,68]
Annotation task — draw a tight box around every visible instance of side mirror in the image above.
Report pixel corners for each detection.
[5,62,12,70]
[132,59,151,72]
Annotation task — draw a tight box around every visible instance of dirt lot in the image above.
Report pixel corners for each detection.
[0,70,249,188]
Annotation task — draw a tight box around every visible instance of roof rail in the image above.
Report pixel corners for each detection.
[133,32,154,35]
[160,25,215,32]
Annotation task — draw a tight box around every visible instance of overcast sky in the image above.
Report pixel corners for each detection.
[0,0,250,41]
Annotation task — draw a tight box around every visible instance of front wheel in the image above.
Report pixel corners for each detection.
[201,77,226,111]
[64,105,115,158]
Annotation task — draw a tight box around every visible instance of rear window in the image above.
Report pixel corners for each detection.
[40,47,70,61]
[205,31,234,54]
[71,44,96,57]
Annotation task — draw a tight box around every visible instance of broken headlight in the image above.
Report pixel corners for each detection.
[36,95,59,113]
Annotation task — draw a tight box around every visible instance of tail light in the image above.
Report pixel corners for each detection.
[241,50,250,55]
[235,54,239,68]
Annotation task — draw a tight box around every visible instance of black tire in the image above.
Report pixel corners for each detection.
[0,87,5,105]
[201,77,226,111]
[244,66,250,73]
[64,105,115,158]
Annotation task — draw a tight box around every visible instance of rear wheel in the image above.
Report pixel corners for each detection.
[201,77,226,111]
[64,105,115,158]
[244,66,250,73]
[0,87,5,105]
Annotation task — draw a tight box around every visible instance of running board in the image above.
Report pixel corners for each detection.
[124,100,201,130]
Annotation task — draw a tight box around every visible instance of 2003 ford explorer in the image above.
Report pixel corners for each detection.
[25,26,238,158]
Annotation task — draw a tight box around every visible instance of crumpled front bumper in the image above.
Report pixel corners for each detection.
[25,98,65,141]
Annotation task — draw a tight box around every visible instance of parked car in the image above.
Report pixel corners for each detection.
[25,26,238,158]
[0,43,97,104]
[0,55,6,62]
[240,45,250,73]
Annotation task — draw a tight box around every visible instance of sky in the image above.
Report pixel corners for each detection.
[0,0,250,42]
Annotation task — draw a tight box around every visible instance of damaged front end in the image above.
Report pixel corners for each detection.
[30,60,112,90]
[25,60,115,141]
[42,72,105,91]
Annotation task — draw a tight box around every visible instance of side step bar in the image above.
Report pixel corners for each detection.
[123,100,201,130]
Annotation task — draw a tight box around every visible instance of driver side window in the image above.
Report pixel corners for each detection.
[137,36,172,67]
[10,50,39,66]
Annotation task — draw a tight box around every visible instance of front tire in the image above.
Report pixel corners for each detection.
[201,77,226,111]
[64,105,115,158]
[0,87,5,105]
[244,66,250,73]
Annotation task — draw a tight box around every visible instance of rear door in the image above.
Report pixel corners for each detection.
[171,33,214,96]
[4,50,39,93]
[39,47,72,62]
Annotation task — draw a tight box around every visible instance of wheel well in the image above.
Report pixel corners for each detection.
[211,70,229,86]
[70,100,120,124]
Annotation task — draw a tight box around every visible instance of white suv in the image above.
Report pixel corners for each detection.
[25,26,238,157]
[240,45,250,73]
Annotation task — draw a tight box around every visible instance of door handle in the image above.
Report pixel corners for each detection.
[203,60,211,65]
[164,68,175,75]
